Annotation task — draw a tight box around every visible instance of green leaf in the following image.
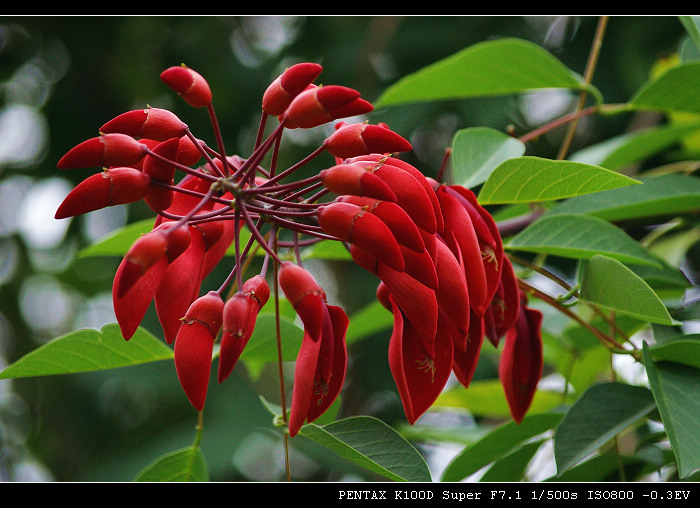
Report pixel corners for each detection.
[579,255,674,325]
[643,343,700,478]
[479,439,545,482]
[346,299,393,344]
[79,218,152,258]
[0,324,173,380]
[630,62,700,115]
[301,238,351,261]
[239,313,303,371]
[450,127,525,189]
[436,379,565,418]
[374,38,593,109]
[648,336,700,370]
[569,121,700,171]
[134,446,209,482]
[680,16,700,53]
[546,173,700,222]
[477,156,640,205]
[507,214,661,267]
[441,412,563,482]
[553,382,656,475]
[299,416,431,482]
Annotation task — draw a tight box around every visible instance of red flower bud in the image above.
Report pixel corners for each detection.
[142,137,180,212]
[217,276,270,383]
[100,107,188,141]
[278,263,325,307]
[262,62,323,116]
[174,291,224,411]
[324,122,412,159]
[283,85,373,129]
[175,136,203,166]
[320,163,397,202]
[57,133,148,169]
[499,303,543,424]
[338,195,425,253]
[317,201,405,272]
[352,154,444,234]
[160,65,212,108]
[54,167,151,219]
[115,222,190,298]
[242,274,271,309]
[217,293,257,383]
[349,158,438,235]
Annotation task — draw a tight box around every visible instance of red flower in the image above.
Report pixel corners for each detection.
[498,298,543,424]
[278,262,349,436]
[112,223,190,340]
[54,167,152,219]
[323,121,412,159]
[262,62,323,116]
[319,163,397,202]
[100,106,188,141]
[174,291,224,411]
[160,65,212,108]
[57,133,148,169]
[378,283,453,424]
[317,201,405,272]
[218,275,270,383]
[54,61,542,431]
[282,85,373,129]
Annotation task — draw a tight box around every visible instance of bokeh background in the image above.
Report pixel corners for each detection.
[0,15,688,481]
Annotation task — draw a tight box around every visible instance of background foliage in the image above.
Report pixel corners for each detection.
[0,15,698,482]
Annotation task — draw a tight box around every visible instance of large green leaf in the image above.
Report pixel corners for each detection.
[546,173,700,222]
[239,313,303,377]
[450,127,525,189]
[134,446,209,482]
[553,382,656,475]
[478,156,640,205]
[569,121,700,171]
[374,38,593,108]
[436,379,566,418]
[299,416,431,482]
[0,324,173,380]
[506,214,661,267]
[579,255,674,325]
[79,218,152,258]
[648,335,700,369]
[644,343,700,478]
[441,412,563,482]
[479,439,546,482]
[680,16,700,52]
[345,299,393,344]
[630,62,700,115]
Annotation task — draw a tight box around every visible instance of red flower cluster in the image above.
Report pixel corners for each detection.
[55,62,542,432]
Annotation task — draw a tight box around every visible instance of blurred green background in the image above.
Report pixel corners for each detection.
[0,16,687,481]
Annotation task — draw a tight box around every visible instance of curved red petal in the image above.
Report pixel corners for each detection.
[452,309,485,388]
[113,254,169,340]
[388,296,453,424]
[499,306,543,423]
[154,226,206,344]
